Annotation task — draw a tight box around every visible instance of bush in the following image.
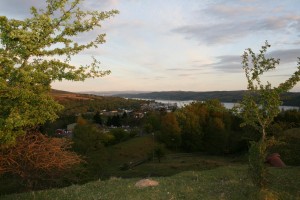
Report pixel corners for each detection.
[110,128,130,143]
[72,123,104,154]
[0,131,82,189]
[270,128,300,165]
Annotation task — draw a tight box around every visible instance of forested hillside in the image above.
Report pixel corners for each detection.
[114,91,300,106]
[51,89,147,115]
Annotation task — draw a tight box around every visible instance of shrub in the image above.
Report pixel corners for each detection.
[72,123,104,153]
[0,131,82,189]
[110,128,130,143]
[270,128,300,165]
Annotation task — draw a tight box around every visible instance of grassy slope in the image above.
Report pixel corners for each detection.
[1,165,299,200]
[86,135,157,169]
[81,135,237,180]
[1,135,299,199]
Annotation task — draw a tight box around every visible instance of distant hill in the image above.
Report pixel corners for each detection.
[49,89,148,115]
[50,89,300,107]
[51,89,95,101]
[112,90,300,107]
[82,91,150,96]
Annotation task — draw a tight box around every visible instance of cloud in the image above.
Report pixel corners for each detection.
[203,4,258,18]
[0,0,45,18]
[82,0,120,11]
[265,74,293,77]
[178,74,194,77]
[267,49,300,64]
[178,72,212,77]
[173,16,299,45]
[166,67,208,71]
[207,55,242,73]
[155,76,166,80]
[0,0,119,20]
[206,48,300,73]
[172,1,300,45]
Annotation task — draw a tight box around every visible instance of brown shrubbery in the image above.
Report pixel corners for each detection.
[0,131,83,188]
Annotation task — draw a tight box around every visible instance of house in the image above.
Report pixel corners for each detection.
[133,112,144,119]
[55,129,73,138]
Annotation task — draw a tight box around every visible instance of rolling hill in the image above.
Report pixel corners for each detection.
[112,90,300,107]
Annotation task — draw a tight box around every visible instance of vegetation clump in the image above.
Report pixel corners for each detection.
[0,131,82,189]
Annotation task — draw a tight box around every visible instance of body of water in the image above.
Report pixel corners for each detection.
[148,99,299,111]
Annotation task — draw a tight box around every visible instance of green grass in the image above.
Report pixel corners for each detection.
[82,135,237,179]
[80,135,158,179]
[1,165,299,200]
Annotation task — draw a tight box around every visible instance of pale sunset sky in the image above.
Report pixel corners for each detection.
[1,0,300,92]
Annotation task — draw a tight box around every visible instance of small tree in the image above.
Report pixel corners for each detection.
[235,41,300,188]
[0,0,118,146]
[154,145,165,163]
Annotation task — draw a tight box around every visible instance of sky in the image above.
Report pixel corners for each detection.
[1,0,300,92]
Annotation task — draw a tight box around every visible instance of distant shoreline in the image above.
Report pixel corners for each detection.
[134,98,299,110]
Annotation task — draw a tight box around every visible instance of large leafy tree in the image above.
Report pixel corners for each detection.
[236,41,300,188]
[158,112,181,150]
[0,0,118,146]
[176,102,207,151]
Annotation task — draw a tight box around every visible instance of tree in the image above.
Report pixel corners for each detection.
[154,145,165,163]
[111,115,121,127]
[158,112,181,150]
[72,123,103,154]
[93,111,103,125]
[143,111,162,134]
[0,0,119,146]
[176,100,234,153]
[176,102,205,151]
[235,41,300,188]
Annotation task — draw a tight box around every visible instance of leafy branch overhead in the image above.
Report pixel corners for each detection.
[0,0,118,80]
[0,0,119,146]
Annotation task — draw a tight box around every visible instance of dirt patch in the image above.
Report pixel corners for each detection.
[135,179,159,188]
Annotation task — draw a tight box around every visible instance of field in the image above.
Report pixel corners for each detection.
[1,133,299,199]
[1,135,299,199]
[1,165,299,200]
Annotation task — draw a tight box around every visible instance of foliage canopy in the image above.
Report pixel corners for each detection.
[0,0,118,146]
